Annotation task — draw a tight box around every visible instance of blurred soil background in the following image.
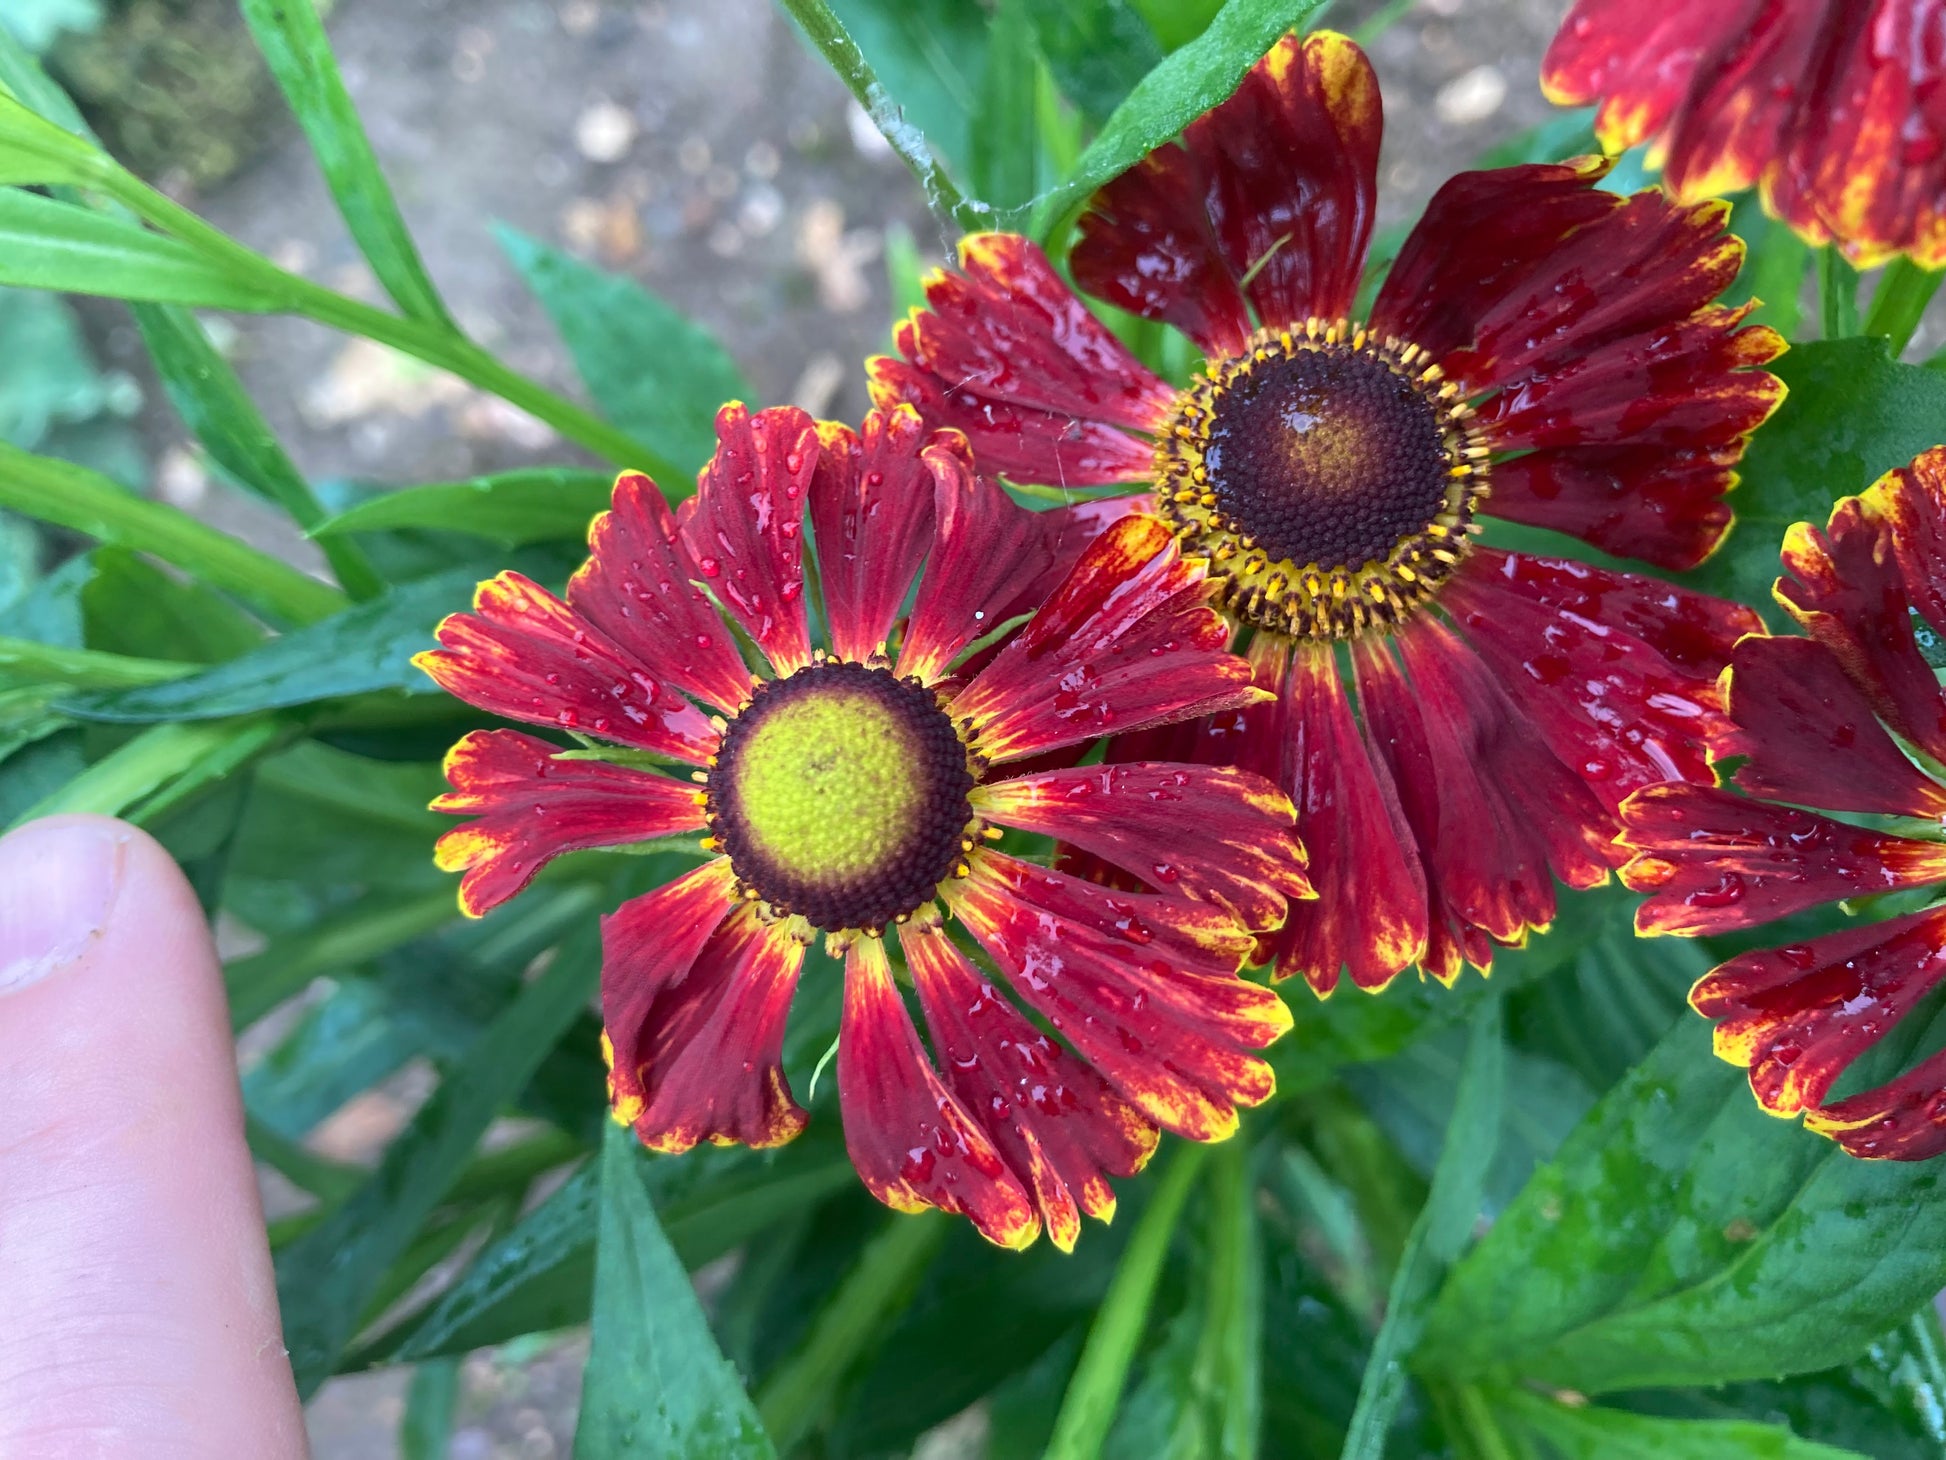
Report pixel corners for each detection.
[4,0,1570,1453]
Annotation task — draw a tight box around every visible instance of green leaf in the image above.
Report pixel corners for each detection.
[969,0,1043,212]
[1046,1142,1212,1460]
[1499,1389,1867,1460]
[1423,1017,1946,1395]
[575,1123,777,1459]
[1025,0,1164,124]
[1127,0,1224,50]
[496,225,749,484]
[238,0,453,328]
[0,287,129,451]
[311,468,617,547]
[7,715,286,830]
[1697,338,1946,616]
[62,567,476,722]
[81,548,267,664]
[0,634,192,688]
[401,1359,462,1460]
[0,86,105,185]
[1029,0,1330,237]
[132,303,382,598]
[1340,991,1505,1460]
[0,185,291,309]
[0,439,345,625]
[810,0,989,186]
[275,928,599,1396]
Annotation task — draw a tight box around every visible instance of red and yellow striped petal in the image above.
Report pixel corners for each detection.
[838,935,1040,1249]
[944,852,1288,1143]
[682,402,818,676]
[949,515,1257,765]
[1620,784,1946,937]
[976,761,1310,933]
[414,571,719,762]
[901,922,1158,1253]
[431,729,705,917]
[567,470,756,716]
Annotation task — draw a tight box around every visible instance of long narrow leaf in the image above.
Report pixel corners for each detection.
[238,0,454,327]
[311,468,617,547]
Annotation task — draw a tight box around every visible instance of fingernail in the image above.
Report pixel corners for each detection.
[0,819,128,996]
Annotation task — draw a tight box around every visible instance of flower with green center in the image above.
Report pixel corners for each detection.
[415,402,1314,1250]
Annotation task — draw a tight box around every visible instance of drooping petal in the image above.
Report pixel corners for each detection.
[900,921,1158,1252]
[1262,641,1428,994]
[945,853,1290,1142]
[811,408,963,664]
[975,762,1310,932]
[568,471,755,715]
[1721,635,1946,819]
[949,515,1257,764]
[1540,3,1752,159]
[600,858,737,1121]
[416,571,719,762]
[872,235,1173,488]
[431,729,706,916]
[837,934,1040,1249]
[611,903,807,1154]
[1693,907,1946,1129]
[1620,783,1946,936]
[1866,446,1946,640]
[1809,1045,1946,1161]
[1777,495,1946,764]
[682,402,818,676]
[1071,29,1380,343]
[1442,560,1727,815]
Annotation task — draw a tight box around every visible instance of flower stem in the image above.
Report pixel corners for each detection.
[1045,1141,1212,1460]
[1819,246,1860,340]
[1862,257,1944,358]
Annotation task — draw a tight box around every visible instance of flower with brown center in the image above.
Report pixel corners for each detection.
[415,402,1313,1249]
[1544,0,1946,268]
[1621,448,1946,1161]
[870,30,1783,994]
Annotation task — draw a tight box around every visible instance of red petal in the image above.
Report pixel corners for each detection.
[901,922,1158,1252]
[897,472,1132,685]
[977,761,1310,932]
[811,408,961,664]
[1869,447,1946,641]
[1442,560,1726,814]
[1778,495,1946,764]
[1620,783,1946,936]
[417,571,719,762]
[432,729,705,916]
[1459,547,1759,675]
[872,234,1171,487]
[1070,141,1253,359]
[838,935,1039,1249]
[1541,3,1742,156]
[568,471,755,715]
[1260,640,1428,994]
[1369,159,1617,363]
[1694,906,1946,1127]
[1722,635,1946,819]
[1483,443,1740,572]
[1071,30,1379,343]
[682,403,817,675]
[614,905,807,1154]
[1810,1046,1946,1161]
[945,852,1290,1142]
[949,515,1256,763]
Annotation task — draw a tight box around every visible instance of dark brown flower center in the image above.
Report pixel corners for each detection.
[1156,321,1488,640]
[706,660,974,933]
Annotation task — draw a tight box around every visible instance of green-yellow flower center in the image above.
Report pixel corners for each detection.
[707,660,975,932]
[1156,319,1490,641]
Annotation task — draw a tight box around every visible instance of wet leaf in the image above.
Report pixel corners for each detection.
[1497,1388,1867,1459]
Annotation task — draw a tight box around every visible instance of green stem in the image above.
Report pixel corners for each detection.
[1450,1384,1525,1460]
[1862,257,1944,357]
[91,166,664,473]
[1045,1141,1212,1460]
[1193,1140,1261,1460]
[776,0,984,233]
[1352,0,1418,44]
[1819,246,1860,339]
[10,716,284,831]
[755,1211,948,1451]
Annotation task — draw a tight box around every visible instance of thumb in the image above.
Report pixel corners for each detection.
[0,815,307,1458]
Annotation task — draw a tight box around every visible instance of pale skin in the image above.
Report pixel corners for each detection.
[0,814,308,1458]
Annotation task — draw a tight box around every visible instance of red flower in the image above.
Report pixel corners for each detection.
[872,30,1779,995]
[1544,0,1946,268]
[1620,448,1946,1161]
[417,402,1312,1249]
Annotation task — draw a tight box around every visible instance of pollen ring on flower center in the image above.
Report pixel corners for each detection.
[704,660,978,934]
[1155,319,1490,640]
